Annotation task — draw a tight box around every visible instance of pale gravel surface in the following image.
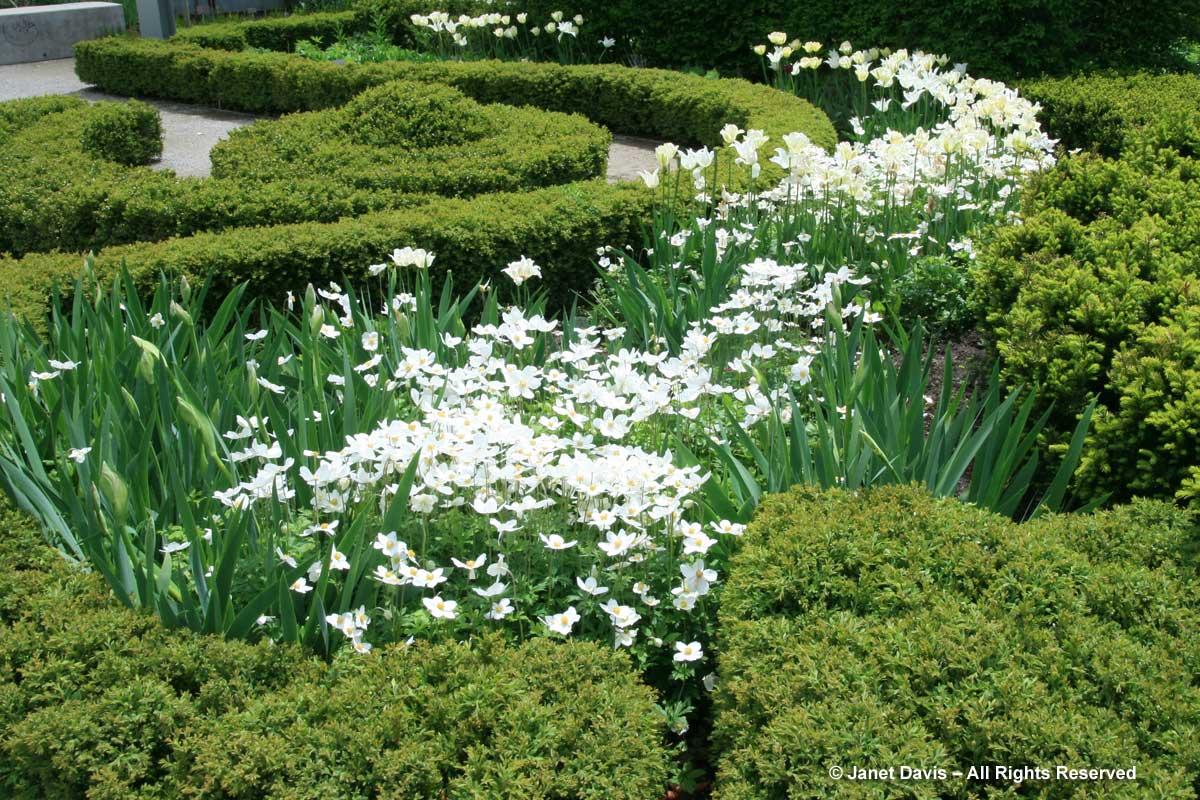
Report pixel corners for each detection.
[0,57,660,181]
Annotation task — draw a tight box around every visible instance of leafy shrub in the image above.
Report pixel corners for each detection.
[342,79,493,147]
[0,502,669,799]
[1019,72,1200,156]
[0,95,88,144]
[209,81,608,195]
[0,181,649,325]
[973,140,1200,505]
[1080,307,1200,508]
[894,254,975,337]
[171,9,363,51]
[77,99,162,166]
[73,36,837,149]
[0,94,597,257]
[712,485,1200,798]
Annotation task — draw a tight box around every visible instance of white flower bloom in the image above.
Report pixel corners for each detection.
[544,606,580,635]
[487,598,514,620]
[67,447,92,463]
[540,533,577,551]
[674,641,704,662]
[576,575,608,596]
[423,595,458,619]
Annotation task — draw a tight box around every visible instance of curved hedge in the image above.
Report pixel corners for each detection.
[0,501,670,799]
[210,80,610,194]
[72,36,836,150]
[712,485,1200,799]
[0,180,650,326]
[0,34,834,325]
[0,97,441,257]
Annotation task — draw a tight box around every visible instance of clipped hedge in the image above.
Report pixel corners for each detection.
[0,82,606,257]
[0,502,669,799]
[1019,72,1200,157]
[973,139,1200,506]
[78,98,162,166]
[211,80,610,194]
[713,485,1200,799]
[73,36,837,151]
[0,180,651,324]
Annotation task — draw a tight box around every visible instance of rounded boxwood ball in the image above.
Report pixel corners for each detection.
[342,80,495,149]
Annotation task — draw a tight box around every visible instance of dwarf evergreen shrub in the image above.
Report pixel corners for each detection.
[77,99,163,166]
[712,485,1200,799]
[973,138,1200,506]
[0,502,669,799]
[1019,72,1200,157]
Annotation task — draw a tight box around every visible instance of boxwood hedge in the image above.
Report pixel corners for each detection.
[0,500,670,799]
[0,180,650,327]
[0,82,607,258]
[973,136,1200,507]
[210,79,610,194]
[77,98,163,166]
[72,36,836,150]
[1019,72,1200,157]
[712,485,1200,799]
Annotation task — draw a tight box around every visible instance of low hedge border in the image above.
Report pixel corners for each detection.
[0,501,670,799]
[0,180,651,327]
[73,36,837,150]
[210,80,611,194]
[1019,72,1200,157]
[0,84,608,257]
[712,485,1200,799]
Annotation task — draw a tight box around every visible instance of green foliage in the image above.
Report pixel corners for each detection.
[973,139,1200,506]
[0,181,649,326]
[293,32,437,64]
[1081,307,1200,508]
[0,86,606,258]
[77,99,163,167]
[510,0,1200,79]
[0,503,668,799]
[342,79,493,147]
[1019,72,1200,156]
[713,485,1200,799]
[73,36,837,149]
[894,254,975,337]
[171,10,363,51]
[209,81,607,195]
[703,315,1095,523]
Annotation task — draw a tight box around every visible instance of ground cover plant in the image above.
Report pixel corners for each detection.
[712,485,1200,798]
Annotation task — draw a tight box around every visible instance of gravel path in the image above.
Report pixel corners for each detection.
[0,57,659,181]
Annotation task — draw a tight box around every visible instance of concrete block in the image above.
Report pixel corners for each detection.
[136,0,173,38]
[0,2,125,65]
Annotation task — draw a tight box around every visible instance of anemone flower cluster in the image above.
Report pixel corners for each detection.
[210,242,871,676]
